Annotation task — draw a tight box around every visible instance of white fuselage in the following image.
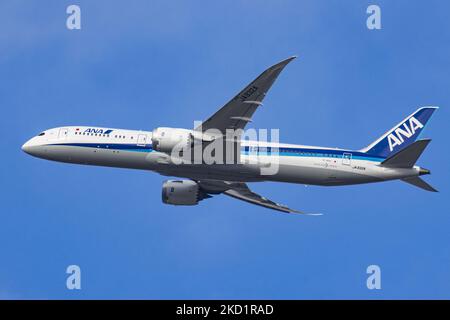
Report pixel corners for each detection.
[22,126,423,186]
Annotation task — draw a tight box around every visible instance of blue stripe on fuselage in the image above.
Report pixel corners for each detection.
[46,143,385,162]
[46,143,153,152]
[242,146,384,162]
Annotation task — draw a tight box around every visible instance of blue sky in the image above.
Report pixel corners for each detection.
[1,0,449,299]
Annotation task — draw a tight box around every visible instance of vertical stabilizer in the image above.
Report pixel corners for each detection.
[361,107,438,158]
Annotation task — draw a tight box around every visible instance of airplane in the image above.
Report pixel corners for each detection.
[21,56,438,214]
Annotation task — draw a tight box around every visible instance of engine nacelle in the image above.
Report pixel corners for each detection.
[162,180,210,206]
[151,127,193,154]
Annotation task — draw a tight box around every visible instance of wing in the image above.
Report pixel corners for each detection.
[196,56,297,134]
[197,180,320,215]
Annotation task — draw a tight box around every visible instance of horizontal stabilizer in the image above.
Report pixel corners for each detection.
[402,176,438,192]
[381,139,431,168]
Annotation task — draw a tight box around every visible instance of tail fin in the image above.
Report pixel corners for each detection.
[381,139,431,168]
[361,107,438,158]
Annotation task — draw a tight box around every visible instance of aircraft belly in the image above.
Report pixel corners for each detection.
[41,146,150,170]
[151,163,263,181]
[261,157,382,185]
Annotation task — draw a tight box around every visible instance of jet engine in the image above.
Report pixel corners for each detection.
[162,180,210,206]
[151,127,193,154]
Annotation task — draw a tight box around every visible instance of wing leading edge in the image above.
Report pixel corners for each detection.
[196,56,297,133]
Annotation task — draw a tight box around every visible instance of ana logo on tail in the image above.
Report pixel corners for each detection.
[387,116,424,152]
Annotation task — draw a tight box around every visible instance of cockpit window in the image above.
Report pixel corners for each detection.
[38,132,45,136]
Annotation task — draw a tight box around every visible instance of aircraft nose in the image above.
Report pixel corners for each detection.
[21,139,36,155]
[21,140,31,153]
